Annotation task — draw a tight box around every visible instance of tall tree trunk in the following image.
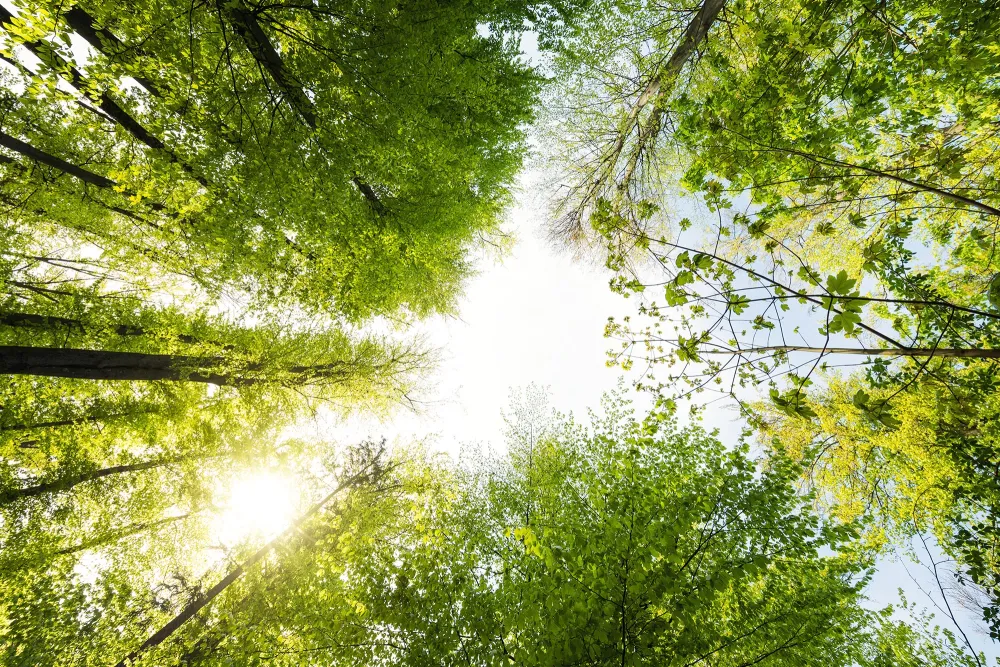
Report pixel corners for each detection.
[219,0,318,129]
[564,0,726,236]
[0,410,151,432]
[0,309,231,348]
[704,345,1000,358]
[0,131,116,188]
[619,0,727,186]
[0,345,354,385]
[0,456,186,505]
[0,346,246,384]
[61,7,163,97]
[114,467,377,667]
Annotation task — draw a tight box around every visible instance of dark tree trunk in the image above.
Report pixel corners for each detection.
[0,131,116,188]
[0,346,349,385]
[61,7,163,96]
[0,346,242,384]
[0,457,185,505]
[220,0,317,128]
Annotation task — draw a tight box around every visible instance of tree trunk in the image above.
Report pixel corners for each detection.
[705,345,1000,358]
[61,7,163,97]
[0,346,239,384]
[0,131,116,188]
[0,411,149,432]
[0,456,186,505]
[0,345,352,385]
[711,128,1000,218]
[55,513,191,556]
[0,309,231,348]
[220,0,317,128]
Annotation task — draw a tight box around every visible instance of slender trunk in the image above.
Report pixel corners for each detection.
[220,0,317,128]
[0,411,149,432]
[114,470,372,667]
[616,0,727,189]
[712,127,1000,218]
[61,7,163,97]
[0,310,231,348]
[705,345,1000,358]
[0,131,116,188]
[0,456,185,505]
[782,145,1000,218]
[0,345,350,385]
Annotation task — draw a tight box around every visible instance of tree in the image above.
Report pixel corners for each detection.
[541,0,999,398]
[542,0,1000,642]
[0,0,578,319]
[143,390,987,667]
[756,368,1000,641]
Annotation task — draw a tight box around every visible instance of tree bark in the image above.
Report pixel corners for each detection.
[0,456,186,505]
[0,346,238,384]
[0,131,116,188]
[0,346,351,385]
[705,345,1000,358]
[220,0,318,128]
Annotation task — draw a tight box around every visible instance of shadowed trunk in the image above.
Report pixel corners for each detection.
[0,346,352,385]
[0,131,116,188]
[704,345,1000,358]
[0,456,186,505]
[220,0,317,128]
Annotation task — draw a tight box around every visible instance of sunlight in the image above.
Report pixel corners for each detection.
[213,472,299,546]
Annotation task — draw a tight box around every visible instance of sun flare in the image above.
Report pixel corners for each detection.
[213,472,299,545]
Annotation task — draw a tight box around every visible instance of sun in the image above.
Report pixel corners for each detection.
[213,472,299,546]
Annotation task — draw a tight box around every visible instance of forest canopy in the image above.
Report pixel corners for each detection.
[1,0,998,664]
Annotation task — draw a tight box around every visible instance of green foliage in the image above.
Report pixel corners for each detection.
[544,0,1000,645]
[0,0,568,319]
